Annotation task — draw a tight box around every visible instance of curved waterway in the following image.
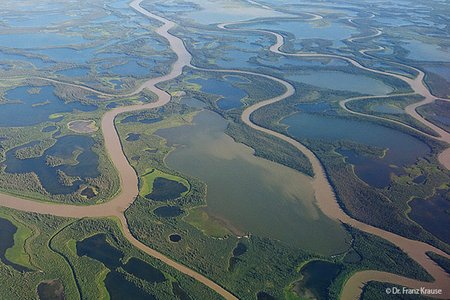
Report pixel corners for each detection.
[158,109,349,255]
[0,0,448,299]
[218,5,450,300]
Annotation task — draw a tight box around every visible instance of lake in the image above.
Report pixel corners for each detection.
[1,85,96,127]
[282,113,430,188]
[5,135,100,195]
[190,77,247,110]
[157,110,349,255]
[287,71,394,95]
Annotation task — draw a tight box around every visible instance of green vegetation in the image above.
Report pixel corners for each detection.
[361,282,434,300]
[183,207,232,237]
[139,168,190,198]
[426,252,450,274]
[250,81,450,254]
[417,100,450,132]
[0,207,221,300]
[0,211,34,270]
[345,94,440,137]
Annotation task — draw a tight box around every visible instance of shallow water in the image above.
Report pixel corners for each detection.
[242,19,357,49]
[157,110,349,254]
[403,40,450,62]
[287,71,394,95]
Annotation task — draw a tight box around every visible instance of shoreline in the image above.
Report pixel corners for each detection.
[0,1,448,299]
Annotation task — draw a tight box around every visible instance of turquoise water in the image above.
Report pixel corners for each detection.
[287,71,394,95]
[57,67,90,77]
[283,113,430,188]
[0,33,86,49]
[403,40,450,62]
[35,47,97,64]
[5,13,73,27]
[1,85,96,127]
[0,51,51,68]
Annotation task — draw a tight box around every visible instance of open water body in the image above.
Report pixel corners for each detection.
[5,135,100,195]
[157,110,349,255]
[241,19,357,49]
[76,234,165,299]
[403,40,450,62]
[287,71,394,95]
[295,260,342,300]
[282,113,430,188]
[190,77,246,110]
[0,33,86,49]
[409,189,450,244]
[181,0,289,24]
[0,217,30,272]
[1,85,96,127]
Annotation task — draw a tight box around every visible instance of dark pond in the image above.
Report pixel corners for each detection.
[145,177,188,201]
[153,206,184,218]
[0,217,30,272]
[81,187,96,199]
[282,113,430,188]
[123,257,166,283]
[337,149,404,188]
[5,135,100,195]
[122,115,162,124]
[105,271,156,300]
[228,242,247,272]
[37,280,65,300]
[106,102,120,109]
[76,233,123,269]
[172,282,191,300]
[169,234,182,243]
[126,133,141,142]
[232,242,247,257]
[1,86,96,127]
[409,189,450,244]
[294,260,342,300]
[412,174,426,184]
[42,126,58,133]
[256,291,275,300]
[77,234,166,299]
[190,78,246,110]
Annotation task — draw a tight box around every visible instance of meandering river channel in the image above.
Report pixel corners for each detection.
[0,0,448,299]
